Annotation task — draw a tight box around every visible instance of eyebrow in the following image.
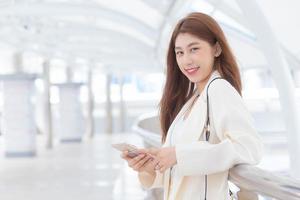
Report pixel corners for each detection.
[174,42,200,50]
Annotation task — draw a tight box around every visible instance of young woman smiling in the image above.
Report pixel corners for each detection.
[121,12,263,200]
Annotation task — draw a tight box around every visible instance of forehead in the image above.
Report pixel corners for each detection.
[175,33,206,47]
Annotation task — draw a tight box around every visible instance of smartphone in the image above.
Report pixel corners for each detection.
[111,143,140,158]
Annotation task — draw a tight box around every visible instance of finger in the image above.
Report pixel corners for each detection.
[136,148,158,159]
[121,150,133,160]
[159,166,166,173]
[121,154,128,160]
[155,162,162,171]
[121,151,127,158]
[128,153,146,167]
[121,150,129,157]
[143,159,155,172]
[152,157,159,164]
[133,155,152,170]
[136,154,151,166]
[143,156,155,166]
[136,155,152,165]
[156,162,166,172]
[142,157,157,171]
[136,148,149,154]
[151,157,160,165]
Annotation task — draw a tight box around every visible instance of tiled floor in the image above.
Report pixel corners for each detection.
[0,133,147,200]
[0,132,291,200]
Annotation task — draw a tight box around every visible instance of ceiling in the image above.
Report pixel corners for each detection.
[0,0,299,74]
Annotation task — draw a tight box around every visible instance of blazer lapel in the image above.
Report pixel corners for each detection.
[164,94,198,147]
[179,99,207,143]
[179,71,221,143]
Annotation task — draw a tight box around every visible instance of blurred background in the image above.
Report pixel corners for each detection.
[0,0,300,199]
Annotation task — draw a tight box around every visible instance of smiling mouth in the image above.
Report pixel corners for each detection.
[185,67,200,74]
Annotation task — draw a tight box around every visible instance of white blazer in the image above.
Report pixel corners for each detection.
[138,71,263,200]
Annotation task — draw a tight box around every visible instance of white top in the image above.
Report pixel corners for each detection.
[168,95,199,199]
[138,71,264,200]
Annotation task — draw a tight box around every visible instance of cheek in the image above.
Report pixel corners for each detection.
[198,52,215,67]
[176,58,184,71]
[207,49,216,64]
[192,50,206,61]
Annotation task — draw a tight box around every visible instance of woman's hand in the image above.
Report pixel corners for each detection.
[121,150,158,175]
[147,147,177,173]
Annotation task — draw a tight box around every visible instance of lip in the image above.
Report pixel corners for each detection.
[185,67,200,75]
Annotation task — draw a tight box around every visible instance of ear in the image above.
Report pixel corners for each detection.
[214,42,222,57]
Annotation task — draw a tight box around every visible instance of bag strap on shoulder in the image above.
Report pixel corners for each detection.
[204,77,223,141]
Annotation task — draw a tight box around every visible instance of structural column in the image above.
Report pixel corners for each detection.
[43,59,53,149]
[119,75,126,132]
[54,82,84,142]
[0,74,37,157]
[86,67,95,138]
[106,73,113,134]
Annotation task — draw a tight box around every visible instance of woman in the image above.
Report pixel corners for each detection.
[121,12,263,200]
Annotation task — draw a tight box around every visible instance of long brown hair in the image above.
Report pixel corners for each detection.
[160,12,242,143]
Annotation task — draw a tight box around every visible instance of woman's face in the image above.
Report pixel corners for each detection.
[174,33,217,90]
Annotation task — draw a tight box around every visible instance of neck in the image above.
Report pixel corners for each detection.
[196,83,205,95]
[196,73,213,95]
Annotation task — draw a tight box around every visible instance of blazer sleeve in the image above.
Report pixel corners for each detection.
[138,171,164,189]
[175,79,264,176]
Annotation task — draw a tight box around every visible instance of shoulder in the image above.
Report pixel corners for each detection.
[207,78,242,104]
[209,78,239,96]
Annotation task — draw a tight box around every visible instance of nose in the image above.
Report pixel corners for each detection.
[182,53,193,66]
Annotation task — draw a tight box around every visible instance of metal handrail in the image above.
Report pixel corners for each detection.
[132,113,300,200]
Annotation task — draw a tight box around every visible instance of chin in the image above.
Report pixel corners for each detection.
[188,78,201,83]
[186,74,201,81]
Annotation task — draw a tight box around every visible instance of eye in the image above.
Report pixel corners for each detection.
[191,47,199,52]
[175,51,183,56]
